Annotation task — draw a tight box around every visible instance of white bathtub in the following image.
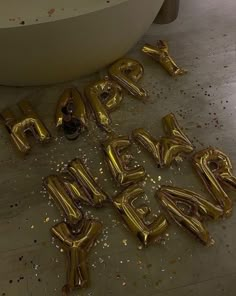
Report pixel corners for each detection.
[0,0,164,86]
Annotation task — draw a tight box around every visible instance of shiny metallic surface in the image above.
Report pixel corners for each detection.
[85,78,123,132]
[108,58,148,100]
[114,184,169,246]
[0,0,236,295]
[68,159,108,207]
[44,158,107,219]
[1,100,51,153]
[142,41,187,76]
[157,186,223,245]
[44,174,84,226]
[55,88,88,129]
[51,219,102,294]
[102,135,146,186]
[133,113,193,167]
[193,148,236,217]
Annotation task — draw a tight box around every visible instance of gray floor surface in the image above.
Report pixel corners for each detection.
[0,0,236,295]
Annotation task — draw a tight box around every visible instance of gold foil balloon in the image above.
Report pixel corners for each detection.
[142,40,187,76]
[156,186,222,245]
[102,135,146,186]
[133,113,194,167]
[51,219,102,294]
[133,128,162,164]
[55,88,88,140]
[113,184,168,246]
[193,148,236,217]
[55,88,87,128]
[44,174,84,226]
[85,77,123,132]
[108,58,148,100]
[67,159,108,206]
[44,159,107,214]
[0,100,51,154]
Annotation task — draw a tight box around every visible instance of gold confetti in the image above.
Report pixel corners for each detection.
[44,217,50,223]
[122,239,128,246]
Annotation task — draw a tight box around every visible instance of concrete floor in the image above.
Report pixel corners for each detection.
[0,0,236,295]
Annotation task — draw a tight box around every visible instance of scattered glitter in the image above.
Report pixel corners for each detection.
[44,217,50,223]
[98,258,104,264]
[122,239,128,246]
[175,155,183,163]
